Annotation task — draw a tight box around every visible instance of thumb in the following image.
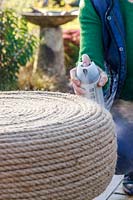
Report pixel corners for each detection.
[70,68,80,86]
[98,72,108,87]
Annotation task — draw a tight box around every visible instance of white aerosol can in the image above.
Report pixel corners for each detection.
[76,54,104,107]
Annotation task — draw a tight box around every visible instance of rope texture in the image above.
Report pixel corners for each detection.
[0,91,117,200]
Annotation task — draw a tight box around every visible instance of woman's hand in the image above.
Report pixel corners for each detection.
[97,67,108,87]
[70,67,85,95]
[70,55,108,95]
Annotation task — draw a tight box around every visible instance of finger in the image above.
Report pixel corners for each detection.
[98,73,108,87]
[74,89,83,95]
[70,68,80,86]
[72,83,85,95]
[70,67,77,80]
[71,79,81,87]
[98,79,108,87]
[97,67,108,80]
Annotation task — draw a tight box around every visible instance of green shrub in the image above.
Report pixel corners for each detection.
[0,9,37,90]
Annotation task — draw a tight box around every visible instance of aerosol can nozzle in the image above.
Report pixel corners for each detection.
[76,54,104,107]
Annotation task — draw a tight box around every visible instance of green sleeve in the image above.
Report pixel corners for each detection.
[78,0,104,70]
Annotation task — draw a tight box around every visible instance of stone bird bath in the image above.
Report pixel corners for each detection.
[22,10,78,78]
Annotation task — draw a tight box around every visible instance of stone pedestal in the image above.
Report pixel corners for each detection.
[37,27,65,77]
[22,11,78,80]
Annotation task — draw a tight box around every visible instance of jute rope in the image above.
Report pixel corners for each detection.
[0,91,117,200]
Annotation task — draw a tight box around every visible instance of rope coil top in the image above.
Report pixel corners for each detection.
[0,91,117,200]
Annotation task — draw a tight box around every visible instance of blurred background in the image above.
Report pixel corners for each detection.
[0,0,80,92]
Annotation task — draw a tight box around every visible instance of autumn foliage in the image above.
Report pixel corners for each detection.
[63,29,80,74]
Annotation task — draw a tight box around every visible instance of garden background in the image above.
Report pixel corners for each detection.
[0,0,80,92]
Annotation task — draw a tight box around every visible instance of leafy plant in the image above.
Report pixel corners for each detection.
[0,9,37,90]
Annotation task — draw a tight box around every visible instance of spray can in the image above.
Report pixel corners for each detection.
[76,55,104,107]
